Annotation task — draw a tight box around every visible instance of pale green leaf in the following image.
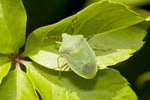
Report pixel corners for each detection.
[30,49,68,71]
[0,67,38,100]
[0,62,11,83]
[24,1,146,70]
[0,0,26,54]
[25,62,137,100]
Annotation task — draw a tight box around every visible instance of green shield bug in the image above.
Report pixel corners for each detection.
[59,33,97,79]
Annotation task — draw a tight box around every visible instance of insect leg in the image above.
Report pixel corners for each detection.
[57,56,68,79]
[57,56,62,79]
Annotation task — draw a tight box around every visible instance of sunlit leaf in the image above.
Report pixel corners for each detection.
[91,23,147,68]
[26,62,77,100]
[24,1,146,70]
[85,0,150,18]
[0,54,10,66]
[25,62,137,100]
[85,0,150,6]
[0,62,11,83]
[30,50,68,71]
[0,0,26,54]
[0,67,38,100]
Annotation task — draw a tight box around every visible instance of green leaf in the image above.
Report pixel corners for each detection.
[25,62,137,100]
[0,62,11,83]
[0,54,10,66]
[85,0,150,18]
[26,62,77,100]
[91,23,147,68]
[24,1,146,70]
[85,0,150,6]
[30,49,68,71]
[0,67,38,100]
[0,0,27,54]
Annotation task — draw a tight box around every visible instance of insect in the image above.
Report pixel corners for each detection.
[59,33,97,79]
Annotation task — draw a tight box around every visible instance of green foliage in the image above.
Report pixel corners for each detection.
[26,62,137,100]
[24,0,146,70]
[0,66,38,100]
[0,62,11,83]
[0,0,26,54]
[0,55,10,66]
[85,0,150,6]
[85,0,150,18]
[0,0,149,99]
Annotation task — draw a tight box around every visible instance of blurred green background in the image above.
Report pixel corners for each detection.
[22,0,150,100]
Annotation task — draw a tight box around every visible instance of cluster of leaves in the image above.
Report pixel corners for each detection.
[0,0,149,99]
